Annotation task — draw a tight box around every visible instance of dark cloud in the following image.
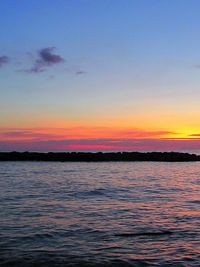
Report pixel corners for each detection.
[0,56,9,67]
[40,47,64,64]
[29,47,65,73]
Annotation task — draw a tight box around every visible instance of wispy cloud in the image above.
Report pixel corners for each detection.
[193,64,200,69]
[0,127,194,152]
[75,70,87,75]
[1,49,87,75]
[0,129,66,141]
[116,130,176,138]
[0,56,9,67]
[28,47,65,73]
[189,133,200,137]
[0,127,178,141]
[1,137,200,152]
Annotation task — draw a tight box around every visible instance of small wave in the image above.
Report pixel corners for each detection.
[190,200,200,204]
[74,188,107,198]
[87,189,106,196]
[115,230,173,237]
[0,256,155,267]
[16,232,55,242]
[74,187,131,199]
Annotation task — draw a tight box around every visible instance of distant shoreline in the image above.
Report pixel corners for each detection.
[0,151,200,162]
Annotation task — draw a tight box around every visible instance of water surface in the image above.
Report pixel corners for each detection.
[1,162,200,266]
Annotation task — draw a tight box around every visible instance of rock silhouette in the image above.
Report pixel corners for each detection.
[0,151,199,161]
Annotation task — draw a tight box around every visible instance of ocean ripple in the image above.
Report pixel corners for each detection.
[1,161,200,266]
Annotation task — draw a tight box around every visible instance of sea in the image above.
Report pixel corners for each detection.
[1,161,200,267]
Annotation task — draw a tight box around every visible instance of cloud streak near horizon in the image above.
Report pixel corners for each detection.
[1,138,200,152]
[0,127,178,141]
[0,127,200,152]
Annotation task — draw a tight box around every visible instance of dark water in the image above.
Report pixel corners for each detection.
[1,162,200,267]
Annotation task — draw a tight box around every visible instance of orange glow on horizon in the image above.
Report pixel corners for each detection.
[1,125,200,142]
[1,119,200,152]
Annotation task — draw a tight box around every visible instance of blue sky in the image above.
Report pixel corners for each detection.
[1,0,200,151]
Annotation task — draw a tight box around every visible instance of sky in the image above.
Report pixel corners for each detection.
[1,0,200,152]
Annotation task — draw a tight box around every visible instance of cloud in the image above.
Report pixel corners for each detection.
[0,127,178,141]
[194,64,200,69]
[0,56,9,67]
[1,127,191,152]
[0,129,65,141]
[75,70,87,75]
[189,133,200,137]
[28,47,65,73]
[40,47,64,64]
[116,130,176,138]
[1,138,200,152]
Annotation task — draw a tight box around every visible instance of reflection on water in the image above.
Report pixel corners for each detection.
[0,162,200,266]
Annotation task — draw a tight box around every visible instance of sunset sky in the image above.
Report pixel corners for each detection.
[1,0,200,152]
